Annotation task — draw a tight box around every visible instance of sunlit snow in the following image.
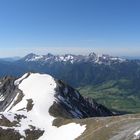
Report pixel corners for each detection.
[134,130,140,140]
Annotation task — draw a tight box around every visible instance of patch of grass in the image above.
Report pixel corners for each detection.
[25,127,44,140]
[0,115,18,127]
[78,79,140,113]
[76,114,140,140]
[49,102,72,119]
[0,128,22,140]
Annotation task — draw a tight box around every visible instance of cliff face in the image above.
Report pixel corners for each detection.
[52,79,113,118]
[0,76,17,111]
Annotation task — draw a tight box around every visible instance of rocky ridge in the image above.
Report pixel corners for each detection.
[0,73,113,140]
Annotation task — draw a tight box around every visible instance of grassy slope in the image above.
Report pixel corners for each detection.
[53,114,140,140]
[78,79,140,113]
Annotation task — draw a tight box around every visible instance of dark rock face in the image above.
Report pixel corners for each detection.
[0,76,18,111]
[84,97,113,116]
[53,79,113,119]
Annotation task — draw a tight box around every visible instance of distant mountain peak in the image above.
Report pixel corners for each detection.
[25,53,37,57]
[88,52,97,57]
[46,53,54,57]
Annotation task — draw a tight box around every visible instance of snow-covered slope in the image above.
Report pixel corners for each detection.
[0,73,86,140]
[0,73,113,140]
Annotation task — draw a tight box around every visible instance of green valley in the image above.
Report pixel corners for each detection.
[78,79,140,113]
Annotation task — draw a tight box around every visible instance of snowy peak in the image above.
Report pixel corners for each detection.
[0,73,113,118]
[0,73,86,140]
[22,53,77,63]
[23,53,44,62]
[0,73,113,139]
[9,73,57,113]
[87,52,126,63]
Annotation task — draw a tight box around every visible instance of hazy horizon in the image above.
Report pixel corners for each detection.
[0,47,140,59]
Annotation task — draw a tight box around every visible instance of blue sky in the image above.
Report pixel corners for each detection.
[0,0,140,57]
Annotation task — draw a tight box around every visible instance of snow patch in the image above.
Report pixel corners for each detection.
[14,73,29,86]
[26,55,43,62]
[134,130,140,140]
[3,112,17,122]
[0,94,5,101]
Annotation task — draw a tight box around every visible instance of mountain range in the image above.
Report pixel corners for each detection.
[0,52,130,84]
[21,52,126,64]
